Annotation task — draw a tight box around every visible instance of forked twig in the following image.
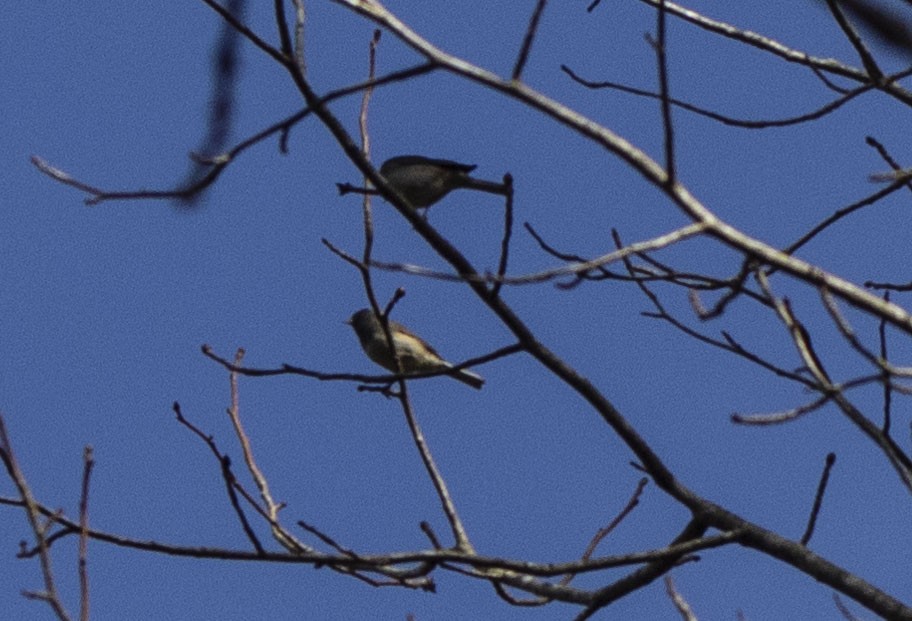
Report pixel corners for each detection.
[0,413,73,621]
[223,350,313,554]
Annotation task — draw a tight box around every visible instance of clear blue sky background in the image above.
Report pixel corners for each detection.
[4,2,912,620]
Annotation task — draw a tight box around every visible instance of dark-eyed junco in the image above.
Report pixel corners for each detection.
[379,155,508,210]
[347,308,485,389]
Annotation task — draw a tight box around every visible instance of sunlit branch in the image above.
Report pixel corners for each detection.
[361,223,707,286]
[731,395,832,425]
[665,575,698,621]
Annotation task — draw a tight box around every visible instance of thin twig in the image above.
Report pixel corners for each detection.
[512,0,548,81]
[866,136,912,193]
[297,520,359,558]
[580,518,710,618]
[834,593,862,621]
[650,0,676,183]
[781,178,909,258]
[171,402,268,553]
[491,173,514,298]
[219,453,267,555]
[818,288,912,381]
[402,392,473,551]
[77,447,94,621]
[880,291,893,434]
[560,478,648,586]
[800,453,836,546]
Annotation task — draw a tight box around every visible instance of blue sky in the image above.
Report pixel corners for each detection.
[4,2,912,619]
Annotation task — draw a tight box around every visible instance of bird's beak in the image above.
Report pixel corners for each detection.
[344,319,352,325]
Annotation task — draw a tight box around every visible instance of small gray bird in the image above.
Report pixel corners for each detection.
[379,155,508,210]
[347,308,485,389]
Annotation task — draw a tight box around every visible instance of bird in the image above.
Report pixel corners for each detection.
[378,155,508,210]
[347,308,485,389]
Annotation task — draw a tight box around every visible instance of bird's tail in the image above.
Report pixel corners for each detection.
[449,367,485,390]
[465,177,509,196]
